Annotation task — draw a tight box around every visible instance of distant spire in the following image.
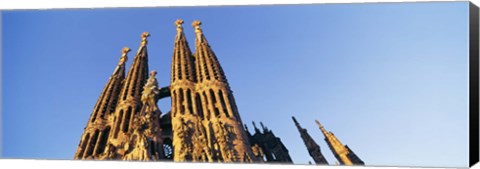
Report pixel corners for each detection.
[292,116,298,124]
[292,116,301,129]
[260,122,266,131]
[252,121,261,133]
[315,119,329,136]
[292,116,329,165]
[316,119,364,165]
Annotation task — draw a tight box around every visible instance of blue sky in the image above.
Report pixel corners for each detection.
[1,2,470,167]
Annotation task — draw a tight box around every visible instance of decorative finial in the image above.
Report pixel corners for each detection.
[292,116,299,125]
[175,19,184,32]
[122,47,131,56]
[150,70,157,76]
[141,32,150,46]
[119,47,130,64]
[192,20,202,33]
[315,119,322,127]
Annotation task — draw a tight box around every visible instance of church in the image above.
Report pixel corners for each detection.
[73,19,364,165]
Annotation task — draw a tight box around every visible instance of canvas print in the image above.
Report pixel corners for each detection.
[1,1,474,168]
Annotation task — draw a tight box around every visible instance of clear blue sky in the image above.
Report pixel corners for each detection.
[1,2,470,168]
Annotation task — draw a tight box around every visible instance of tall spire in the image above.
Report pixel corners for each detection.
[119,32,150,102]
[315,119,364,165]
[107,32,151,158]
[192,20,259,162]
[74,47,129,160]
[192,20,228,84]
[291,116,329,165]
[252,121,261,134]
[315,120,329,137]
[260,122,267,132]
[170,19,210,162]
[171,19,196,84]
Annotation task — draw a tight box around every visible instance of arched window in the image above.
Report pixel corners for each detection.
[218,90,229,118]
[95,126,111,155]
[123,78,130,101]
[179,89,185,113]
[130,70,138,98]
[114,110,123,138]
[186,89,193,114]
[195,93,204,119]
[149,140,156,157]
[91,112,97,123]
[203,51,210,81]
[85,130,100,157]
[109,85,120,115]
[202,92,210,120]
[123,107,132,132]
[210,89,220,117]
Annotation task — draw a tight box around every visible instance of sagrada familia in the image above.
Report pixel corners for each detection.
[73,19,365,165]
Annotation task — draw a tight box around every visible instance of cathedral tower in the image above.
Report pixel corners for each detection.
[107,32,150,158]
[74,47,129,160]
[292,116,329,165]
[315,120,364,165]
[170,19,211,162]
[192,20,259,162]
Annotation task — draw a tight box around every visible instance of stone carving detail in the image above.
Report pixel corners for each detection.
[122,70,164,161]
